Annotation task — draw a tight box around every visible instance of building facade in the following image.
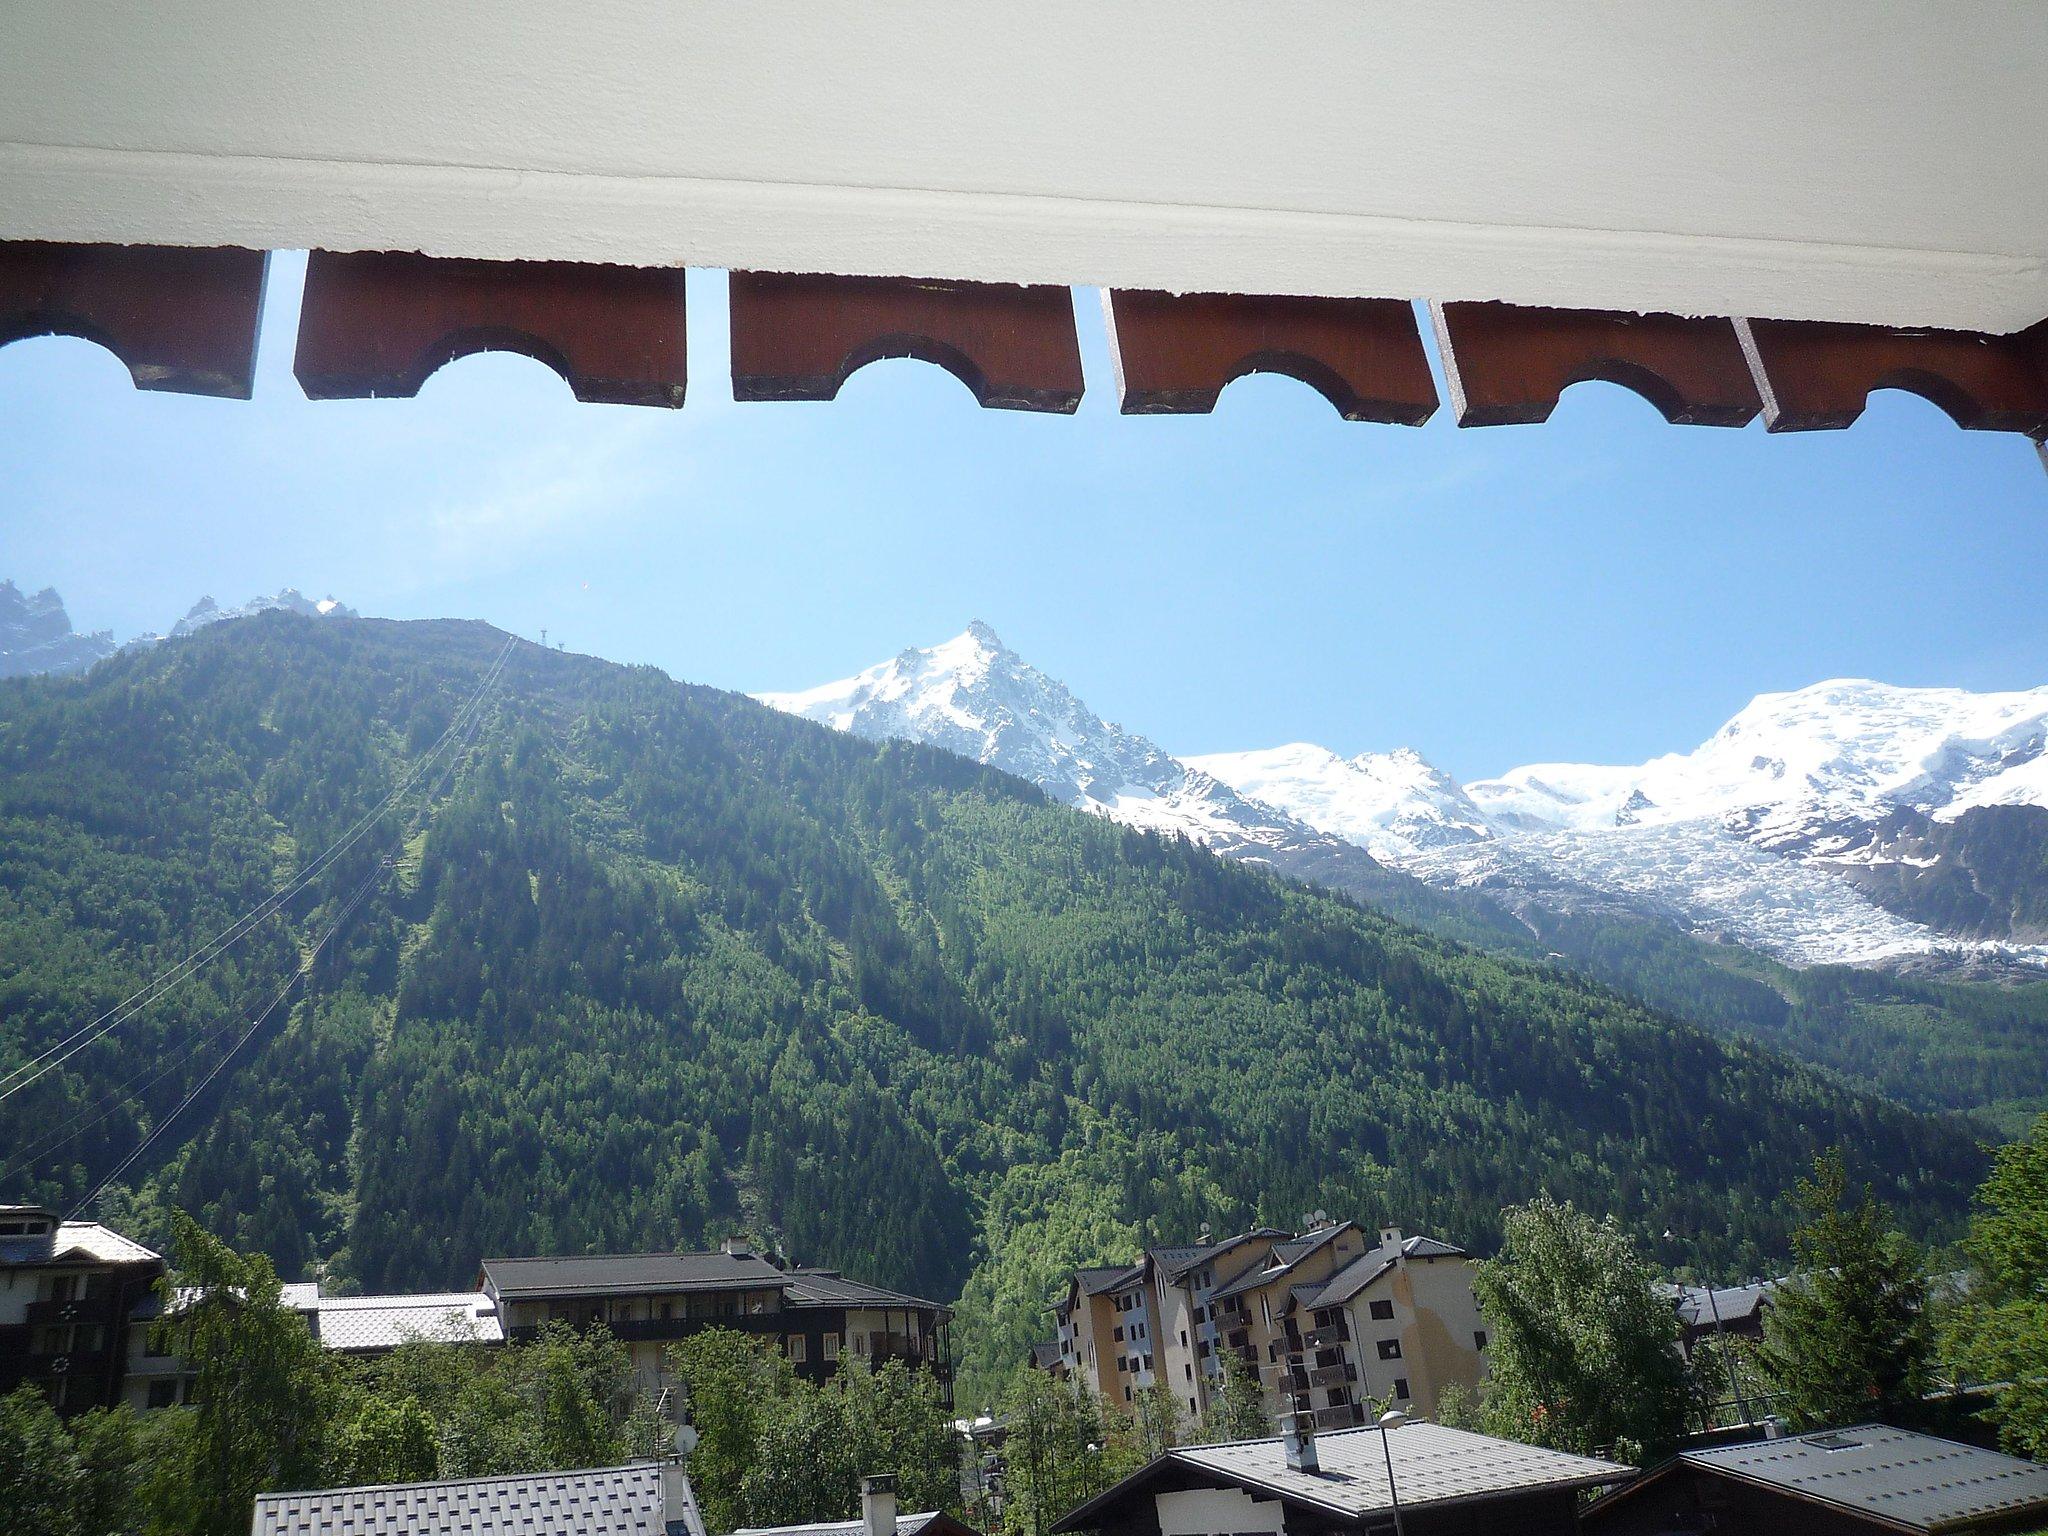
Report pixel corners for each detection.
[1039,1220,1486,1428]
[480,1239,953,1401]
[0,1204,166,1415]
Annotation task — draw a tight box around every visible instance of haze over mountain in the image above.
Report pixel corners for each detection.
[764,627,2048,970]
[0,577,356,676]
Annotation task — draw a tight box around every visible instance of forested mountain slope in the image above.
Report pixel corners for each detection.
[0,617,1993,1383]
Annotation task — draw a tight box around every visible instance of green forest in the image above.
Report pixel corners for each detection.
[0,616,2004,1404]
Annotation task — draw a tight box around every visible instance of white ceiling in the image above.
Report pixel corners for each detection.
[3,1,2044,331]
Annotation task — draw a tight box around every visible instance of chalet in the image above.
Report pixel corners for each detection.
[1657,1279,1777,1357]
[1581,1425,2048,1536]
[0,1203,164,1414]
[479,1239,952,1400]
[1052,1420,1632,1536]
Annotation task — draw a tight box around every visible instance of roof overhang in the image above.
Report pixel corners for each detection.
[4,2,2044,333]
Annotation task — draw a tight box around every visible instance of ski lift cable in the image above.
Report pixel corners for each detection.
[8,640,513,1195]
[0,635,516,1104]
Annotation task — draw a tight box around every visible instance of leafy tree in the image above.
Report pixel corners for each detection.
[71,1405,147,1536]
[999,1370,1114,1536]
[1470,1196,1691,1464]
[0,1384,86,1536]
[1944,1114,2048,1457]
[326,1394,439,1487]
[1758,1150,1931,1430]
[669,1329,799,1533]
[1198,1350,1267,1443]
[150,1210,327,1536]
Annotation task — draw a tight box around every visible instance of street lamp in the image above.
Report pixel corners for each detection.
[1377,1409,1410,1536]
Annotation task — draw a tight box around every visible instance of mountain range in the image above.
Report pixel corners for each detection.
[760,627,2048,970]
[0,578,356,678]
[0,613,2000,1402]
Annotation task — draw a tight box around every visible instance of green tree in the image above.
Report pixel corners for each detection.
[1470,1196,1691,1464]
[71,1405,147,1536]
[1944,1113,2048,1457]
[669,1329,801,1534]
[1000,1370,1114,1536]
[1758,1150,1931,1430]
[0,1384,85,1536]
[151,1210,327,1536]
[326,1394,439,1487]
[1197,1350,1268,1443]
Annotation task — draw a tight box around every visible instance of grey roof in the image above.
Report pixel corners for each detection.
[1055,1422,1631,1530]
[1030,1341,1063,1369]
[1073,1264,1143,1297]
[1672,1425,2048,1533]
[1296,1233,1470,1311]
[733,1512,945,1536]
[781,1268,947,1314]
[306,1291,505,1352]
[480,1250,788,1299]
[1658,1279,1777,1330]
[1155,1227,1291,1284]
[0,1219,162,1269]
[250,1463,699,1536]
[1209,1223,1356,1304]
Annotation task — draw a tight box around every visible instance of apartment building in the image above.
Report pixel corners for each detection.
[1037,1219,1486,1427]
[479,1238,952,1401]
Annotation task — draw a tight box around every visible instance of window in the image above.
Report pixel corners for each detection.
[1184,1363,1193,1381]
[1123,1386,1132,1402]
[1392,1378,1410,1400]
[1474,1330,1488,1351]
[1180,1329,1189,1346]
[787,1335,807,1363]
[658,1302,673,1321]
[1113,1325,1124,1342]
[146,1379,178,1410]
[823,1333,840,1361]
[1377,1338,1402,1360]
[1143,1353,1153,1370]
[1369,1299,1394,1321]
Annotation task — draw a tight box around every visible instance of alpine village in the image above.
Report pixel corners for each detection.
[7,6,2048,1536]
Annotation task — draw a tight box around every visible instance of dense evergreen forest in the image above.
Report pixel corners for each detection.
[0,617,1998,1401]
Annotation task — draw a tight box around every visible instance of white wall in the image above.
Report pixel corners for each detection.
[3,3,2044,330]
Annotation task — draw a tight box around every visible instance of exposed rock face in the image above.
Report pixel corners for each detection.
[0,580,117,679]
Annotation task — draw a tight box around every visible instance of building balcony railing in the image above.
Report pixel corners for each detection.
[27,1296,123,1328]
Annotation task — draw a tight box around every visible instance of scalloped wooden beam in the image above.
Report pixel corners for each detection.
[728,272,1083,412]
[0,240,267,398]
[294,250,687,406]
[1102,290,1437,423]
[1736,317,2048,437]
[1431,302,1761,428]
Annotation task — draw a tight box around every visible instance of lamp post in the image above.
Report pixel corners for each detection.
[1377,1409,1410,1536]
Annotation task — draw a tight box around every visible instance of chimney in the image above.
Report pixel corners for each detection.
[861,1475,898,1536]
[660,1457,706,1536]
[1379,1226,1403,1250]
[1280,1412,1319,1474]
[721,1236,752,1258]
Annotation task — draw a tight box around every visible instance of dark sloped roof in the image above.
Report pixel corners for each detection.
[1155,1227,1289,1284]
[1074,1263,1143,1297]
[1296,1232,1470,1311]
[781,1268,947,1314]
[1664,1425,2048,1533]
[251,1463,695,1536]
[0,1219,162,1270]
[1030,1340,1063,1369]
[1657,1279,1777,1330]
[1209,1222,1356,1303]
[481,1250,787,1299]
[1053,1422,1631,1531]
[734,1512,975,1536]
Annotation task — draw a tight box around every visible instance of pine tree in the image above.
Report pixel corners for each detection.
[1758,1150,1930,1430]
[1943,1114,2048,1457]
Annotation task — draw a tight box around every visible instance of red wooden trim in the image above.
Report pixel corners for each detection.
[1432,302,1761,428]
[0,241,267,399]
[1102,290,1437,424]
[1737,317,2048,437]
[295,251,687,407]
[728,272,1083,413]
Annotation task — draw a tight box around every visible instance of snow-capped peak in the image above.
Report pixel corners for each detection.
[171,587,358,637]
[1466,678,2048,840]
[754,628,1399,880]
[1186,742,1494,863]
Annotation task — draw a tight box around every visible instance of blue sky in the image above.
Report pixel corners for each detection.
[3,252,2045,781]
